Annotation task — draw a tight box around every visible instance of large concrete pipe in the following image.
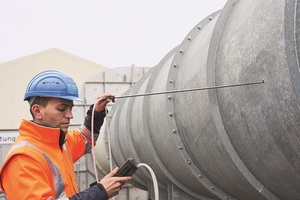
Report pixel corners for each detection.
[95,0,300,199]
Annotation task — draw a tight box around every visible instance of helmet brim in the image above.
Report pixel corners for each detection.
[63,96,85,102]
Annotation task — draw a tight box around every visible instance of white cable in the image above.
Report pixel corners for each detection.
[91,98,101,183]
[91,98,115,199]
[91,98,113,180]
[105,106,113,172]
[137,163,159,200]
[91,98,110,183]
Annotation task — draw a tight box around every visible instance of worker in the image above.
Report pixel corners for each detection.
[0,70,131,200]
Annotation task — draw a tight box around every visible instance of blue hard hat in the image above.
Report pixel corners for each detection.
[24,70,84,102]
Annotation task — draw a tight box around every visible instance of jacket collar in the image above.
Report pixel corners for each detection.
[19,119,66,149]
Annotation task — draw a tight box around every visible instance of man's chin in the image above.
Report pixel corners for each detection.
[60,127,69,133]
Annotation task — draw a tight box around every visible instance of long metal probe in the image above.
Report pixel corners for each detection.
[115,80,265,99]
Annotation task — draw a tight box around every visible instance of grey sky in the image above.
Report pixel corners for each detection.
[0,0,228,68]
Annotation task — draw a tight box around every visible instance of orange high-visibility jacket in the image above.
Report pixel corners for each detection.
[0,119,93,199]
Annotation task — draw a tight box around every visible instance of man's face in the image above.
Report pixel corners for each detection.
[34,97,74,133]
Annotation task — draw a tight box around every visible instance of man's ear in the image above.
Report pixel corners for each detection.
[31,104,43,119]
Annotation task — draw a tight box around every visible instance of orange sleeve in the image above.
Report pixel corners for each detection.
[1,155,56,200]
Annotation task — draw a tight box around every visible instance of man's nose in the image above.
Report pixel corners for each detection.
[66,110,73,119]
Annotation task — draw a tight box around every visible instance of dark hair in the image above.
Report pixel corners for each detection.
[29,97,52,118]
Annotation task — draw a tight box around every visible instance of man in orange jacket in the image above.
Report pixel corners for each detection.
[0,70,131,200]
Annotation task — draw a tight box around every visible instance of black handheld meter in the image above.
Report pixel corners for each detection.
[114,158,138,177]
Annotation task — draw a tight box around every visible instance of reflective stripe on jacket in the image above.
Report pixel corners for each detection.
[0,119,90,199]
[5,140,66,198]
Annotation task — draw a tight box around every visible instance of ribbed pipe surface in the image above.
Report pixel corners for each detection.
[96,0,300,199]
